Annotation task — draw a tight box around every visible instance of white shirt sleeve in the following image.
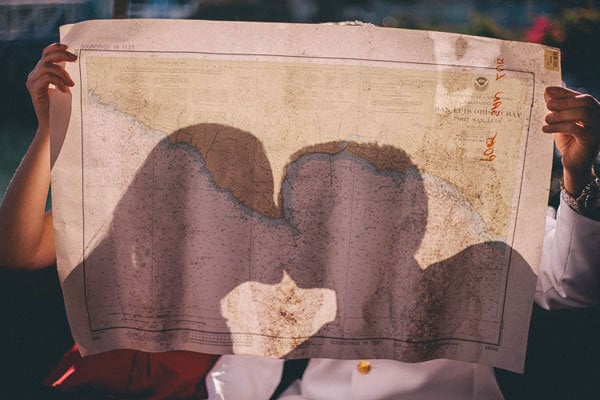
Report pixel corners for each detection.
[206,355,284,400]
[535,198,600,309]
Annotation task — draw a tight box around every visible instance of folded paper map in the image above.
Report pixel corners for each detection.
[49,19,561,372]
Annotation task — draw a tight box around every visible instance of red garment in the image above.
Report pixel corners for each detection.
[44,345,220,399]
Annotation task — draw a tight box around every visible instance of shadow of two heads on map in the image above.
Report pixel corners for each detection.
[63,123,535,360]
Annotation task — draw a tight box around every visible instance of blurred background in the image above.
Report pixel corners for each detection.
[1,1,599,399]
[1,0,599,200]
[2,0,600,200]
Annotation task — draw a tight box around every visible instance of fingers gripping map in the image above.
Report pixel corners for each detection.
[50,20,561,372]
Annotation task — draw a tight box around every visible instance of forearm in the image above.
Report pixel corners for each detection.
[563,166,594,195]
[535,201,600,309]
[0,127,56,269]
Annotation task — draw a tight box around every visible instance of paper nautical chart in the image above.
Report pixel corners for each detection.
[49,19,561,372]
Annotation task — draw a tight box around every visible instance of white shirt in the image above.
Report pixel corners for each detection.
[206,200,600,400]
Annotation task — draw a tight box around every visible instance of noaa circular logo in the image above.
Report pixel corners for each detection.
[475,77,489,90]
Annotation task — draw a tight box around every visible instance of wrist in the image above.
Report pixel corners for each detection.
[562,167,594,197]
[35,124,50,138]
[560,171,600,220]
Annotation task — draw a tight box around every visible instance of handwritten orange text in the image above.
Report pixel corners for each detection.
[495,57,506,81]
[480,133,497,162]
[490,91,503,116]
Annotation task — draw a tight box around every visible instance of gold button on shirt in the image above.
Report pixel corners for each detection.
[356,360,371,374]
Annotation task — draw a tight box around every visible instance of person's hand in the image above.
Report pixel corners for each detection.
[0,43,75,269]
[543,86,600,196]
[26,43,77,132]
